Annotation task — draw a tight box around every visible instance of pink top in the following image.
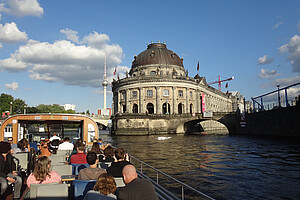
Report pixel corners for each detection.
[27,171,61,188]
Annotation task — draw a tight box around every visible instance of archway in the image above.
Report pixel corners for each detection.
[190,103,193,114]
[178,103,183,114]
[162,103,170,114]
[122,105,126,113]
[146,103,154,114]
[132,104,138,113]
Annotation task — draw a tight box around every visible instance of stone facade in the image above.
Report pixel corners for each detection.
[111,43,233,135]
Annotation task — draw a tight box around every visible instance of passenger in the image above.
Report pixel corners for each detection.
[99,146,115,162]
[117,165,159,200]
[49,132,61,142]
[78,152,106,180]
[7,137,17,152]
[70,143,88,164]
[26,156,61,188]
[89,142,102,154]
[0,141,22,200]
[13,140,29,154]
[83,173,117,200]
[107,148,130,177]
[58,137,74,150]
[21,138,31,152]
[39,140,52,157]
[98,138,110,150]
[67,141,81,163]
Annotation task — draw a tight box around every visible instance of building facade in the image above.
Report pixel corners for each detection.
[111,43,233,135]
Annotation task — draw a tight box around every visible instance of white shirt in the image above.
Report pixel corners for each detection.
[49,135,61,141]
[58,141,74,150]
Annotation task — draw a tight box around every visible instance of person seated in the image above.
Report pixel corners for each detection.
[83,173,117,200]
[13,139,29,154]
[70,143,87,164]
[0,141,22,200]
[99,146,115,162]
[78,152,106,180]
[107,148,130,177]
[49,132,61,142]
[58,137,74,151]
[98,138,110,150]
[26,156,61,188]
[7,137,17,152]
[117,165,159,200]
[39,140,52,157]
[89,142,102,154]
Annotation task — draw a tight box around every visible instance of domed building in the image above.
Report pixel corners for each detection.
[111,42,233,135]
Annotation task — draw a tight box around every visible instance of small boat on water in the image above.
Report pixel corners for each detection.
[157,136,172,140]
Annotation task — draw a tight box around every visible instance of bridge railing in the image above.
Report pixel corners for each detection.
[251,82,300,112]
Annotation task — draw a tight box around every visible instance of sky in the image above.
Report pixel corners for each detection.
[1,0,300,113]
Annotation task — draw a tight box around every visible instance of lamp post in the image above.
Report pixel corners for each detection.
[10,101,12,114]
[277,85,281,108]
[24,105,27,114]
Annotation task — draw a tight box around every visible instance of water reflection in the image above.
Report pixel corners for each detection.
[100,132,300,200]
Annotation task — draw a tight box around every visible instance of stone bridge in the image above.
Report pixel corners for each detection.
[111,112,238,135]
[90,115,111,130]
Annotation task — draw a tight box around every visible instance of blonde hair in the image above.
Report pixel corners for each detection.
[33,156,51,182]
[93,173,117,195]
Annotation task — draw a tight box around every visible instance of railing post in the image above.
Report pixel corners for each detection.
[182,185,184,200]
[156,172,159,184]
[140,163,143,173]
[285,88,288,107]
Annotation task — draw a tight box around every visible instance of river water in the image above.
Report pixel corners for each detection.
[100,131,300,200]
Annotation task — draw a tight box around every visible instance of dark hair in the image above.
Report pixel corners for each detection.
[0,141,11,153]
[115,148,125,160]
[93,173,116,195]
[104,146,114,157]
[86,152,98,165]
[77,143,85,152]
[64,137,70,142]
[17,140,25,151]
[90,142,101,154]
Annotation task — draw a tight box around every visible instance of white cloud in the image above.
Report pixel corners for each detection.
[273,76,300,87]
[82,32,110,49]
[5,81,19,90]
[279,35,300,73]
[0,30,125,87]
[257,55,274,65]
[259,68,279,79]
[60,28,79,43]
[0,22,27,43]
[92,88,113,95]
[273,21,283,29]
[0,0,43,17]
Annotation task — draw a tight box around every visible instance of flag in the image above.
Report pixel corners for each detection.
[225,82,228,88]
[113,68,116,76]
[197,61,199,71]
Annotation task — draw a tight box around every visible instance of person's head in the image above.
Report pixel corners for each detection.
[86,152,98,166]
[64,137,70,142]
[91,142,101,154]
[77,143,85,153]
[33,156,51,181]
[93,173,117,195]
[115,148,125,160]
[53,132,57,136]
[103,146,114,157]
[122,164,137,184]
[98,138,103,143]
[17,140,25,151]
[21,138,29,147]
[8,137,13,144]
[0,141,11,155]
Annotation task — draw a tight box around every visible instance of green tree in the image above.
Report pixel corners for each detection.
[0,93,14,114]
[35,104,65,113]
[86,110,90,115]
[13,98,27,114]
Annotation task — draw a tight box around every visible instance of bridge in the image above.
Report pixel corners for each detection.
[111,112,238,135]
[90,115,111,130]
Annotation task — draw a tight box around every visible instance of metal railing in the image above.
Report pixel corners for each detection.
[129,154,215,200]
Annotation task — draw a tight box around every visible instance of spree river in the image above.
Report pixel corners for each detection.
[100,132,300,200]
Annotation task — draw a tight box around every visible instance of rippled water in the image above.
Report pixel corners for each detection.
[100,132,300,200]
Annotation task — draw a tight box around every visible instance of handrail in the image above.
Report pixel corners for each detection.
[129,154,215,200]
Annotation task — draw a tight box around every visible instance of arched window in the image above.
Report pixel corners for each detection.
[162,103,170,114]
[178,103,183,114]
[146,103,154,114]
[190,103,193,114]
[122,105,126,113]
[132,104,138,113]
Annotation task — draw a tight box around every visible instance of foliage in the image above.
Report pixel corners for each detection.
[0,93,27,115]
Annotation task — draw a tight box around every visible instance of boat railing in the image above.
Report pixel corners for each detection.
[128,154,215,200]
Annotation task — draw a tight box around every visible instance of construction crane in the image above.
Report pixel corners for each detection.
[207,75,234,91]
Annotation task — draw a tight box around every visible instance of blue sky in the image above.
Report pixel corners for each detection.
[1,0,300,113]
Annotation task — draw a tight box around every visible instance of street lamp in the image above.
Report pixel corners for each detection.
[10,102,12,114]
[277,85,281,108]
[24,105,27,114]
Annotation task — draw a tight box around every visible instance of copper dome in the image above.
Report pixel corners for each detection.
[131,43,183,69]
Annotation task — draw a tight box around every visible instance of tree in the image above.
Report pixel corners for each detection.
[86,110,90,115]
[0,93,14,114]
[13,98,27,114]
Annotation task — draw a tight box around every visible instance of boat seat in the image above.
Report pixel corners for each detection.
[71,163,89,175]
[114,177,125,187]
[14,152,28,170]
[49,155,65,165]
[29,182,60,199]
[36,183,68,200]
[72,179,96,200]
[98,162,112,169]
[51,164,73,176]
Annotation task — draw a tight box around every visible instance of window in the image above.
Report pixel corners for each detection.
[178,103,183,114]
[190,91,193,98]
[178,90,183,97]
[163,89,169,96]
[162,103,170,114]
[147,90,153,97]
[150,71,156,75]
[132,91,137,98]
[122,91,126,99]
[146,103,154,114]
[132,104,138,113]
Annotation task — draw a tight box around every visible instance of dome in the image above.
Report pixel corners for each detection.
[131,43,183,69]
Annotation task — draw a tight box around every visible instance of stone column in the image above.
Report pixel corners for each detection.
[156,86,160,114]
[172,86,176,114]
[197,89,201,113]
[185,88,189,114]
[126,89,130,113]
[139,88,142,114]
[118,91,121,113]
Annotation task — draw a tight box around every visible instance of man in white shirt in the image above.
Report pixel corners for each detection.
[49,132,61,141]
[58,137,74,150]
